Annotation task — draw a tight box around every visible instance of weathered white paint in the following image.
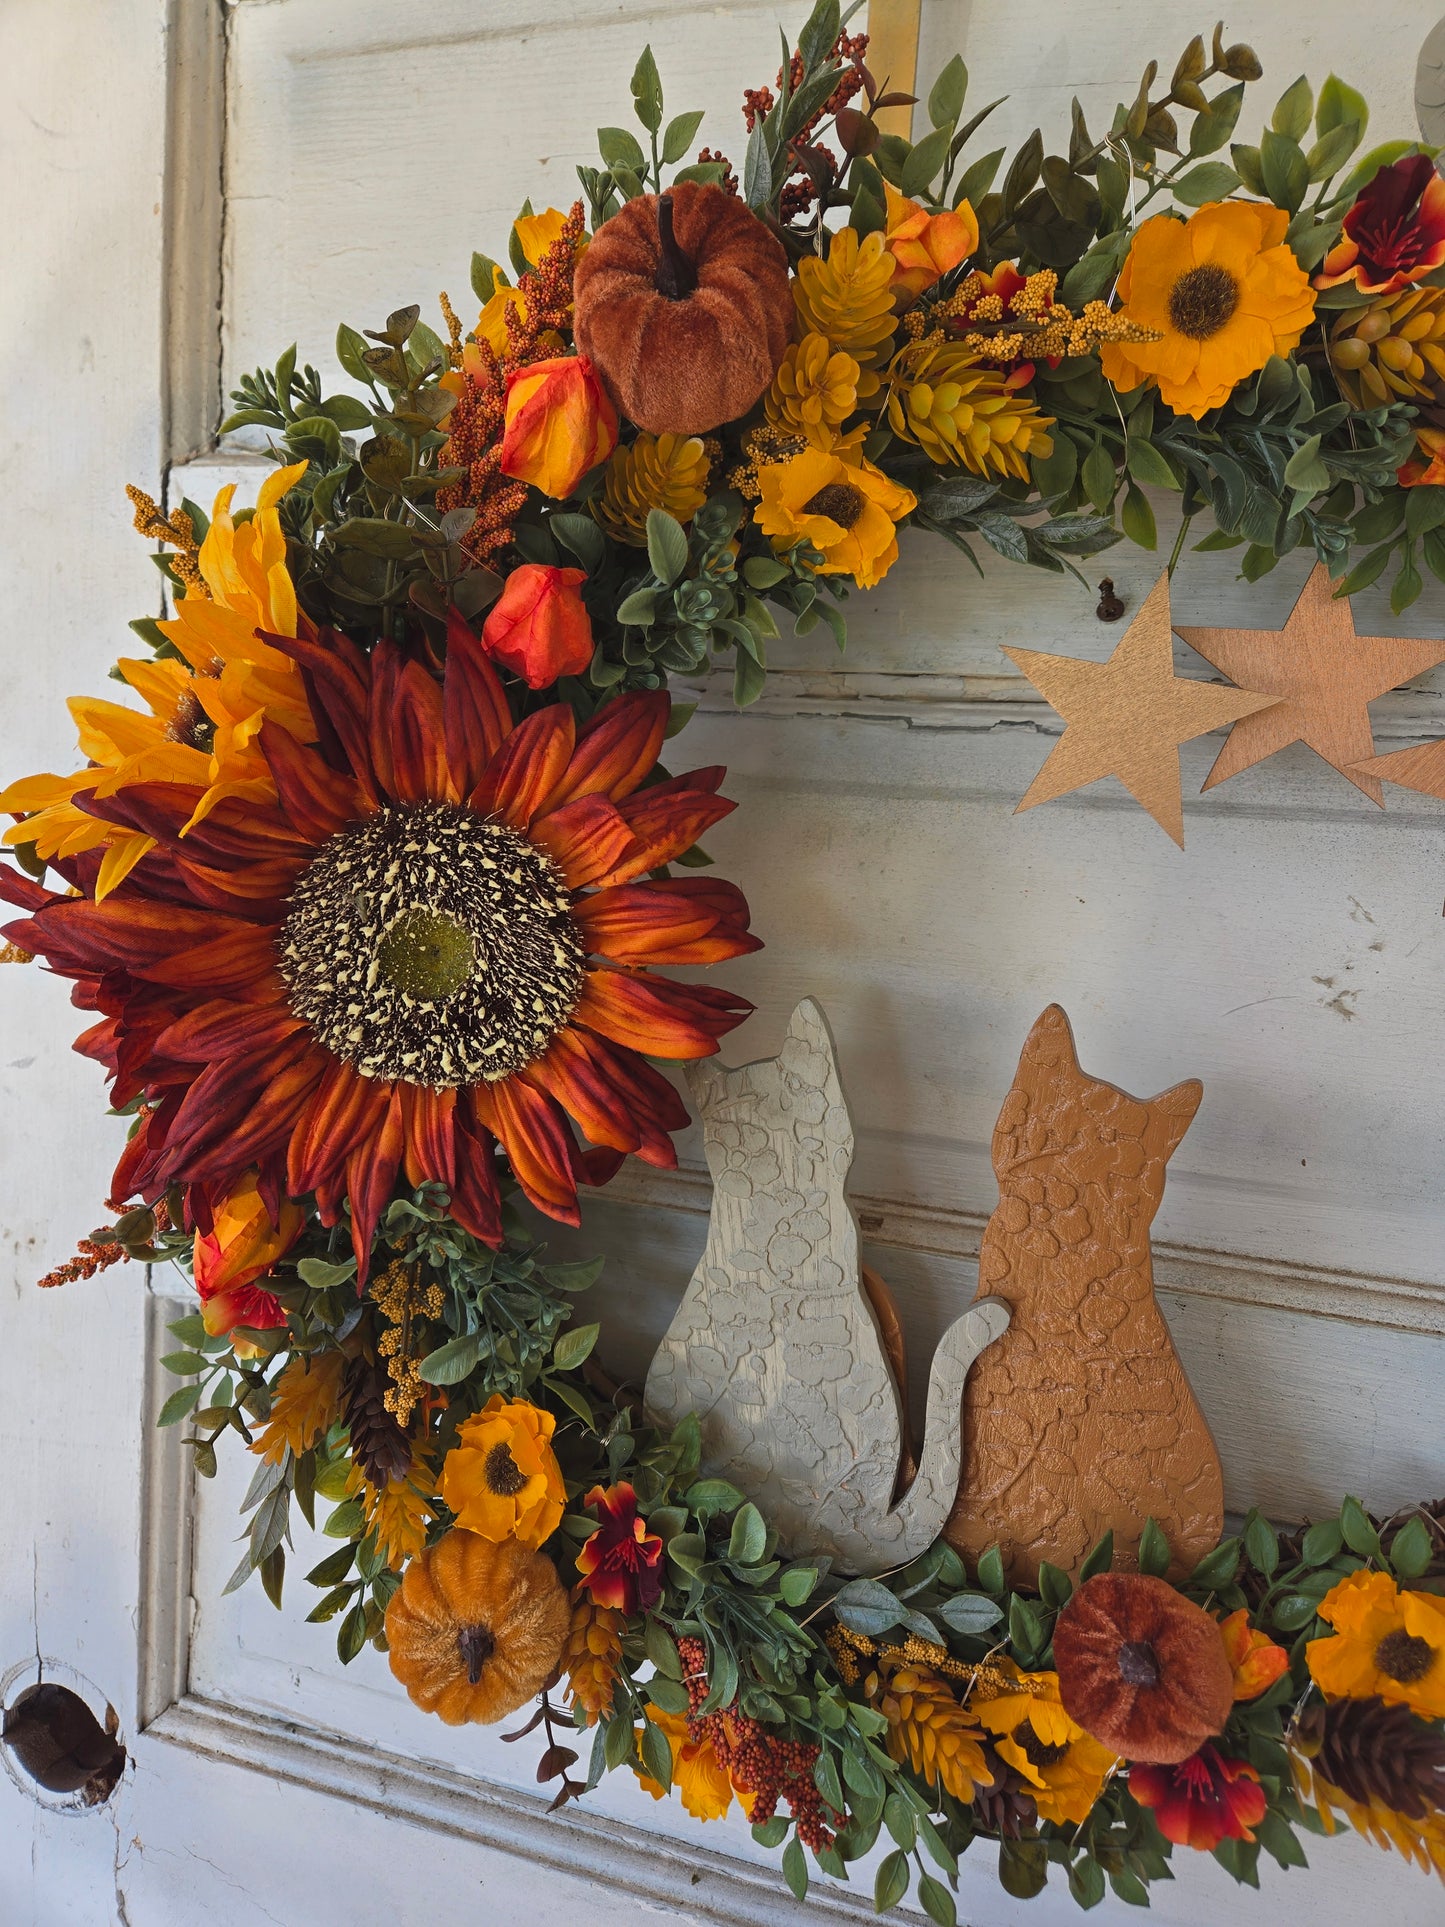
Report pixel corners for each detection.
[5,1,1445,1922]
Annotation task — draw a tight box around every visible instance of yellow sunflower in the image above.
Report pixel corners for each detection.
[1,461,313,897]
[973,1659,1117,1825]
[634,1703,735,1821]
[1101,201,1317,419]
[438,1395,566,1548]
[1307,1568,1445,1720]
[753,448,916,589]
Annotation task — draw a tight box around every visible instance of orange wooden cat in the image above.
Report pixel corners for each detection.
[945,1006,1224,1586]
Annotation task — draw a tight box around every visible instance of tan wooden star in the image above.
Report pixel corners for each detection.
[1003,571,1278,847]
[1176,562,1445,806]
[1352,737,1445,801]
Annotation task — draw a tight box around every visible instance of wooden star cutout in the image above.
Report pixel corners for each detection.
[1176,562,1445,806]
[1352,737,1445,800]
[1003,572,1278,847]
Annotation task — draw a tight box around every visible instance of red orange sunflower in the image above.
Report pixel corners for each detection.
[0,612,757,1272]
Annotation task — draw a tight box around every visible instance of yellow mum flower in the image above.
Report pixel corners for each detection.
[1101,201,1317,419]
[793,227,897,397]
[1307,1568,1445,1720]
[973,1660,1117,1826]
[764,333,863,449]
[0,461,313,897]
[753,448,915,590]
[439,1394,566,1549]
[634,1703,735,1822]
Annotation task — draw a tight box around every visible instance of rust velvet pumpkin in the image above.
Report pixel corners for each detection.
[573,182,793,435]
[1052,1572,1234,1765]
[385,1527,570,1725]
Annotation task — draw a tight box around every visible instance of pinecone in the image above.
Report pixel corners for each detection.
[342,1357,412,1489]
[593,432,710,545]
[972,1747,1040,1838]
[561,1596,623,1725]
[792,228,897,383]
[1296,1696,1445,1821]
[1330,286,1445,412]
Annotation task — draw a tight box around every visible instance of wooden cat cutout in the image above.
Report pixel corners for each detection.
[645,998,1010,1576]
[945,1006,1224,1585]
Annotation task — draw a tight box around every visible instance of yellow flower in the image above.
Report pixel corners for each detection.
[634,1703,734,1821]
[1307,1568,1445,1720]
[1,462,313,897]
[764,333,863,448]
[514,207,572,268]
[346,1456,437,1571]
[793,228,897,397]
[251,1352,347,1467]
[753,447,915,590]
[876,1660,995,1804]
[439,1394,566,1548]
[1101,201,1317,419]
[473,283,528,359]
[594,431,711,544]
[973,1660,1117,1826]
[886,336,1055,480]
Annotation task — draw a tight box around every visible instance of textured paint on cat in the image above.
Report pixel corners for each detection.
[946,1005,1224,1585]
[645,998,1009,1576]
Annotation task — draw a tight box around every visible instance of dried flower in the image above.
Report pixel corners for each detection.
[764,333,864,449]
[867,1651,996,1805]
[885,335,1055,480]
[792,228,898,396]
[251,1350,346,1466]
[1052,1572,1234,1765]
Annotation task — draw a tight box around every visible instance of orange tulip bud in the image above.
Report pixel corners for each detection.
[193,1172,303,1342]
[1217,1609,1289,1702]
[883,182,979,301]
[481,563,594,688]
[499,353,618,499]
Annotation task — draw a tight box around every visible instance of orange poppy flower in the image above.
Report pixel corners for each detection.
[1218,1608,1289,1702]
[0,613,757,1273]
[440,1395,566,1547]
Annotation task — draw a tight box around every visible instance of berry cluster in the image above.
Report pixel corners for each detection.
[674,1635,840,1853]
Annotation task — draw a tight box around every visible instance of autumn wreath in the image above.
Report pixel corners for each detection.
[3,4,1444,1914]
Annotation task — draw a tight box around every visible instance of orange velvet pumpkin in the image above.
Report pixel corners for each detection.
[573,182,793,435]
[385,1527,570,1725]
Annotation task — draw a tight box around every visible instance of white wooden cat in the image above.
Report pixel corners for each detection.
[645,998,1009,1575]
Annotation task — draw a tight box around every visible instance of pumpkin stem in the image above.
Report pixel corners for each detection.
[654,194,698,301]
[1118,1639,1161,1687]
[457,1622,495,1686]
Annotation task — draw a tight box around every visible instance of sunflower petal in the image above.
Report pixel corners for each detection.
[287,1058,391,1197]
[592,785,737,886]
[369,643,449,804]
[471,1075,581,1224]
[444,604,514,797]
[527,794,644,890]
[538,689,669,810]
[522,1028,644,1155]
[574,967,752,1059]
[451,1101,504,1247]
[260,720,362,842]
[574,877,760,965]
[154,996,302,1066]
[267,628,380,804]
[470,705,576,827]
[401,1083,458,1192]
[346,1085,407,1277]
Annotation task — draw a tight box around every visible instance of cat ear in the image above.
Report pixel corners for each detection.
[1018,1004,1079,1075]
[783,998,849,1119]
[684,1057,729,1118]
[1151,1078,1203,1158]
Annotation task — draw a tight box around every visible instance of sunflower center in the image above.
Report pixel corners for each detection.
[484,1441,528,1497]
[457,1622,494,1687]
[1118,1640,1161,1688]
[1167,263,1239,340]
[1017,1727,1070,1770]
[278,799,586,1088]
[803,481,865,529]
[1374,1629,1436,1685]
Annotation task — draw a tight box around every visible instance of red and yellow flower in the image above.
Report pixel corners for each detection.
[1130,1743,1268,1850]
[1219,1608,1289,1702]
[1317,154,1445,296]
[575,1480,664,1613]
[0,614,756,1273]
[500,353,618,499]
[193,1169,304,1344]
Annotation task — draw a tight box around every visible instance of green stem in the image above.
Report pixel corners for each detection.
[1167,512,1194,576]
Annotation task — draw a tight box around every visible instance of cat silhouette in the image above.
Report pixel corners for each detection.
[945,1005,1224,1585]
[645,998,1010,1576]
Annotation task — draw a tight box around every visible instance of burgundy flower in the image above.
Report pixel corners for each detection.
[1317,155,1445,296]
[1129,1743,1267,1850]
[575,1481,663,1614]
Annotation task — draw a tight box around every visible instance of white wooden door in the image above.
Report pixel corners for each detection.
[2,3,1443,1923]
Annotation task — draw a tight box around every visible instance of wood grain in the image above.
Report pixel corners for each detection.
[1178,563,1445,805]
[1004,572,1279,846]
[945,1006,1224,1585]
